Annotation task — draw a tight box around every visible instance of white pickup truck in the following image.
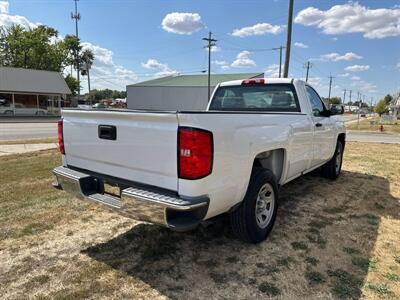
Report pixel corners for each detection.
[53,78,345,243]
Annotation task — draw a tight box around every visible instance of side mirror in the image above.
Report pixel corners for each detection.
[329,104,344,115]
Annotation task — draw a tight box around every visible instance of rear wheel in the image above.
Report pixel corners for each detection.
[322,140,343,179]
[230,169,279,243]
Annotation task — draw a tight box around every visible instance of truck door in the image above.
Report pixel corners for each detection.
[305,85,336,167]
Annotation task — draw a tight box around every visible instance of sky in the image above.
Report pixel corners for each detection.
[0,0,399,102]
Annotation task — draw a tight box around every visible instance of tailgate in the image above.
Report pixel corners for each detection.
[62,109,179,191]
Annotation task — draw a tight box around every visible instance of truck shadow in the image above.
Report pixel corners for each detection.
[83,170,399,299]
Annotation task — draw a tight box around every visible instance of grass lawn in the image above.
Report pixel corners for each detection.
[0,143,399,299]
[346,116,400,134]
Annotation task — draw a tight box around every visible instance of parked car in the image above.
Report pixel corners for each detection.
[0,103,47,115]
[53,78,345,243]
[92,103,106,109]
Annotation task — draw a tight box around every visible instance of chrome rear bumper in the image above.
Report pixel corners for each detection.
[53,166,209,231]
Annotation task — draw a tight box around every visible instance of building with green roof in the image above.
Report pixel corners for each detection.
[127,73,263,110]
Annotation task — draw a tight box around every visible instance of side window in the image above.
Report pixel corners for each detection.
[306,86,325,117]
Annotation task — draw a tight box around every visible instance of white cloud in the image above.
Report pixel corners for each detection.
[0,1,37,29]
[396,62,400,70]
[294,2,400,39]
[0,1,9,14]
[81,42,138,91]
[294,42,308,48]
[231,51,256,68]
[339,73,350,77]
[264,64,281,77]
[221,65,230,70]
[351,79,377,93]
[320,52,362,61]
[161,12,203,35]
[0,1,140,91]
[204,45,221,53]
[351,76,361,81]
[212,60,228,66]
[231,23,283,37]
[344,64,370,72]
[141,58,178,77]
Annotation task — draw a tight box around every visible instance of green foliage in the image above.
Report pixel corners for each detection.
[327,269,362,299]
[351,257,377,271]
[80,49,94,76]
[258,282,281,296]
[305,271,326,284]
[64,74,80,96]
[384,94,393,105]
[367,283,394,297]
[291,241,308,250]
[330,97,342,104]
[0,24,94,96]
[87,89,127,101]
[374,99,389,116]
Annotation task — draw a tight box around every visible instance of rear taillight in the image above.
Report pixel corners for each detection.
[241,78,265,85]
[58,119,65,154]
[178,127,213,180]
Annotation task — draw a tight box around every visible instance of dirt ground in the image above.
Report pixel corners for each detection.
[0,142,399,299]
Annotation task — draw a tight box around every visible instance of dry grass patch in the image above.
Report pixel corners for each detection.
[0,137,57,145]
[0,142,399,299]
[346,116,400,134]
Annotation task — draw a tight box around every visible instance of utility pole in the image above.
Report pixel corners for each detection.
[370,97,373,116]
[343,89,347,104]
[328,73,334,105]
[357,92,361,128]
[203,32,217,101]
[272,46,285,78]
[71,0,81,100]
[303,61,312,82]
[283,0,294,78]
[349,90,352,104]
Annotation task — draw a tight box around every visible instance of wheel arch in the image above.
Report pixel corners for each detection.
[252,148,286,184]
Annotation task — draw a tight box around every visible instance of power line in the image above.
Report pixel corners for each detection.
[203,32,217,102]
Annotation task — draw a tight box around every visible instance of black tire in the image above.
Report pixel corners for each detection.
[230,168,279,243]
[322,140,343,179]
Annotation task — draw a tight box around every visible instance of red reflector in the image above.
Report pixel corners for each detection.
[241,78,265,85]
[178,127,213,180]
[58,119,65,154]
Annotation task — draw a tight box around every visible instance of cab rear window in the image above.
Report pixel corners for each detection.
[209,83,300,112]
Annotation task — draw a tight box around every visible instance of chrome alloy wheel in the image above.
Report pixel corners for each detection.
[255,183,275,229]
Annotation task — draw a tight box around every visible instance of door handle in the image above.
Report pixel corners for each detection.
[315,123,323,127]
[98,125,117,140]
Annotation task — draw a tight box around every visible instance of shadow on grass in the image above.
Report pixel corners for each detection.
[83,170,399,299]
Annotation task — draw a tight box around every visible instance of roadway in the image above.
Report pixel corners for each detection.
[0,122,57,140]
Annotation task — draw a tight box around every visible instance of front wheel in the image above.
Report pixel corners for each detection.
[322,140,344,179]
[230,169,279,243]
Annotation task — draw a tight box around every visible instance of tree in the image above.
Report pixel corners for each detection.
[374,99,388,116]
[0,24,94,95]
[80,49,94,96]
[329,97,342,105]
[86,89,126,101]
[64,74,80,96]
[384,94,393,105]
